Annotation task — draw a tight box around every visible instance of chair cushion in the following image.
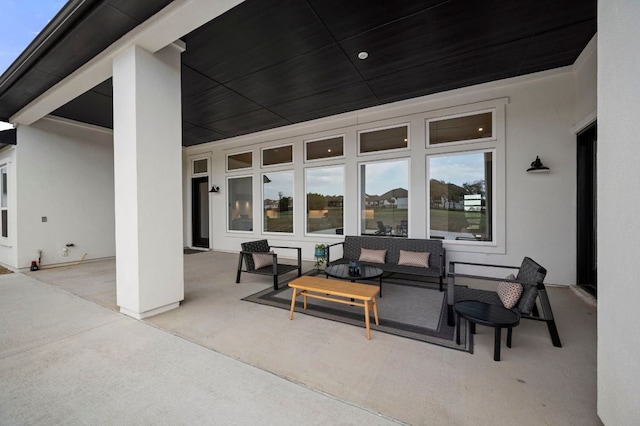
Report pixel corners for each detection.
[497,274,523,309]
[252,252,274,269]
[359,248,387,264]
[398,250,430,268]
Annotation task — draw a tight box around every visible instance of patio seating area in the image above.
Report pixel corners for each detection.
[14,250,600,425]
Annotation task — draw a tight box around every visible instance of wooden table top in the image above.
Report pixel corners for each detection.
[289,276,379,299]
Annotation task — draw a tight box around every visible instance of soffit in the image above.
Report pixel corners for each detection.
[1,0,597,146]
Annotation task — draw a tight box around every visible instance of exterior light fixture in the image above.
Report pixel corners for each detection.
[209,185,220,192]
[527,156,550,173]
[357,51,369,60]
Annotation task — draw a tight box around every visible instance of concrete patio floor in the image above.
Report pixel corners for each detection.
[4,250,601,425]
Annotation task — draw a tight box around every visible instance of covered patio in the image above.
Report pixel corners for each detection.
[17,251,599,425]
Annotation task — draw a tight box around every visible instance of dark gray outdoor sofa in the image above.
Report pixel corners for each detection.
[326,235,446,292]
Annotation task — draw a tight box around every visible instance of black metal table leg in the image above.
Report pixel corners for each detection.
[456,314,461,345]
[507,327,513,348]
[494,327,502,361]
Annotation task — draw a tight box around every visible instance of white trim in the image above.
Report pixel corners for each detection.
[573,110,597,134]
[44,115,114,135]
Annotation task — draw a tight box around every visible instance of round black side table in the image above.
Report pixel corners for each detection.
[454,300,520,361]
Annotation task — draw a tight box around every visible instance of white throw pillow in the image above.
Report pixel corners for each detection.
[398,250,430,268]
[497,273,523,309]
[252,252,274,269]
[359,248,387,264]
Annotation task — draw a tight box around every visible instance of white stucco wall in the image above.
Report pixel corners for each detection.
[15,117,115,269]
[574,36,598,129]
[186,67,581,285]
[598,1,640,423]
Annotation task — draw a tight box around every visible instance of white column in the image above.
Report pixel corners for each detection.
[598,0,640,423]
[112,42,185,319]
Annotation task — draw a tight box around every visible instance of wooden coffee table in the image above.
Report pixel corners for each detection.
[288,276,380,339]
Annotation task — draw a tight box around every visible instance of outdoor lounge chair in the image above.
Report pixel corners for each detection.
[447,257,562,347]
[236,239,302,290]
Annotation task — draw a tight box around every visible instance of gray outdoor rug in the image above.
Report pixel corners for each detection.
[242,272,472,352]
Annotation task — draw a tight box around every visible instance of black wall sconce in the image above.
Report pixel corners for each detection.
[209,185,220,193]
[527,156,550,173]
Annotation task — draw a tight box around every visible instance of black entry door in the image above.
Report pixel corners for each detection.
[192,177,210,248]
[577,123,597,296]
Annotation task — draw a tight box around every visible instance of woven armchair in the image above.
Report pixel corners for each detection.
[447,257,561,347]
[236,239,302,290]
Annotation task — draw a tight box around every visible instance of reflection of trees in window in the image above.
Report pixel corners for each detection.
[429,152,492,241]
[306,166,344,235]
[263,171,294,233]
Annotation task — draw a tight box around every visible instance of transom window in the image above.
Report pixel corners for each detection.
[227,152,252,171]
[262,145,293,167]
[428,111,493,145]
[359,125,408,154]
[305,136,344,161]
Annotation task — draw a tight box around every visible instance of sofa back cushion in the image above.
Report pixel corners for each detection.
[343,236,442,267]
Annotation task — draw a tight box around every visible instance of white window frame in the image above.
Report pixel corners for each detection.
[304,134,345,163]
[426,109,496,148]
[261,170,295,235]
[226,150,253,172]
[426,149,497,247]
[424,99,507,254]
[226,175,254,234]
[304,165,345,238]
[358,157,411,237]
[191,157,209,176]
[261,143,294,168]
[357,123,410,156]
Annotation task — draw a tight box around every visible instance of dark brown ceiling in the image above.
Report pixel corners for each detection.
[1,0,597,147]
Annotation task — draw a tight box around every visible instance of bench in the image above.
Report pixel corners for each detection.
[326,236,446,291]
[288,276,380,339]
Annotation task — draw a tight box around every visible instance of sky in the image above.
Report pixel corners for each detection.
[0,0,64,129]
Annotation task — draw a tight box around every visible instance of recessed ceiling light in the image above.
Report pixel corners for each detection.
[327,148,332,153]
[357,51,369,60]
[478,127,484,132]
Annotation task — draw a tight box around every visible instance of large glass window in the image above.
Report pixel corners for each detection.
[360,159,409,237]
[263,171,294,233]
[428,151,493,241]
[228,176,253,232]
[306,166,344,235]
[1,166,7,238]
